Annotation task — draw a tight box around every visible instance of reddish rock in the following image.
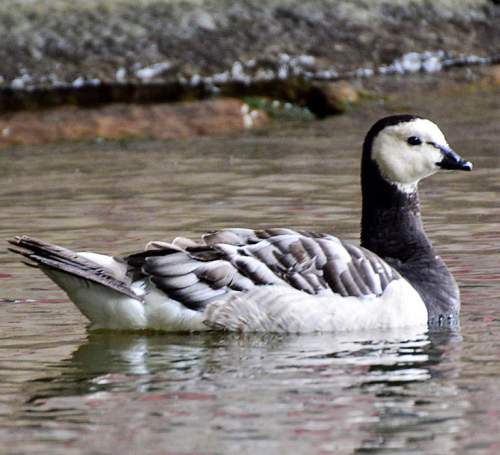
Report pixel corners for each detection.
[0,98,268,148]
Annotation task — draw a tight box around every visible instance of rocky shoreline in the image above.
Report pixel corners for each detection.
[1,66,498,148]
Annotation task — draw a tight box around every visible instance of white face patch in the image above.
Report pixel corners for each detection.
[371,118,448,186]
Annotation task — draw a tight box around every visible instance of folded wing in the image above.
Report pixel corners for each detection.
[125,228,400,310]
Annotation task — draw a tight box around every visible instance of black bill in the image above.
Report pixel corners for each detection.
[434,144,473,171]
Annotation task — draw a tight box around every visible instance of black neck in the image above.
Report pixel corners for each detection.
[358,114,460,328]
[360,157,433,262]
[360,157,460,327]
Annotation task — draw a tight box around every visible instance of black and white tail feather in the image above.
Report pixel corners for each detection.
[9,236,137,300]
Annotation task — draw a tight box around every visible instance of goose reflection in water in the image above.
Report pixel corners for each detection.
[18,329,465,454]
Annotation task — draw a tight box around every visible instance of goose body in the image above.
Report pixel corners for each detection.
[9,115,472,332]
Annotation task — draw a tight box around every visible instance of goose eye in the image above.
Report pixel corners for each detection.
[407,136,422,146]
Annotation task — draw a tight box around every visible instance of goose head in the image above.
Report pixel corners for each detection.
[364,115,472,190]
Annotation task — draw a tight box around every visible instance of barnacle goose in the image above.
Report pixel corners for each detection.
[9,115,472,332]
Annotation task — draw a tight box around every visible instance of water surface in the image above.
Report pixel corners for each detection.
[1,89,500,454]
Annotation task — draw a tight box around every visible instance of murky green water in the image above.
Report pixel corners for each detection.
[1,88,500,454]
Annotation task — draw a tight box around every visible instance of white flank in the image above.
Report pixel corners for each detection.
[204,280,428,333]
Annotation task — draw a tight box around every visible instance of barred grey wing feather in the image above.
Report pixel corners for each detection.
[130,228,400,311]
